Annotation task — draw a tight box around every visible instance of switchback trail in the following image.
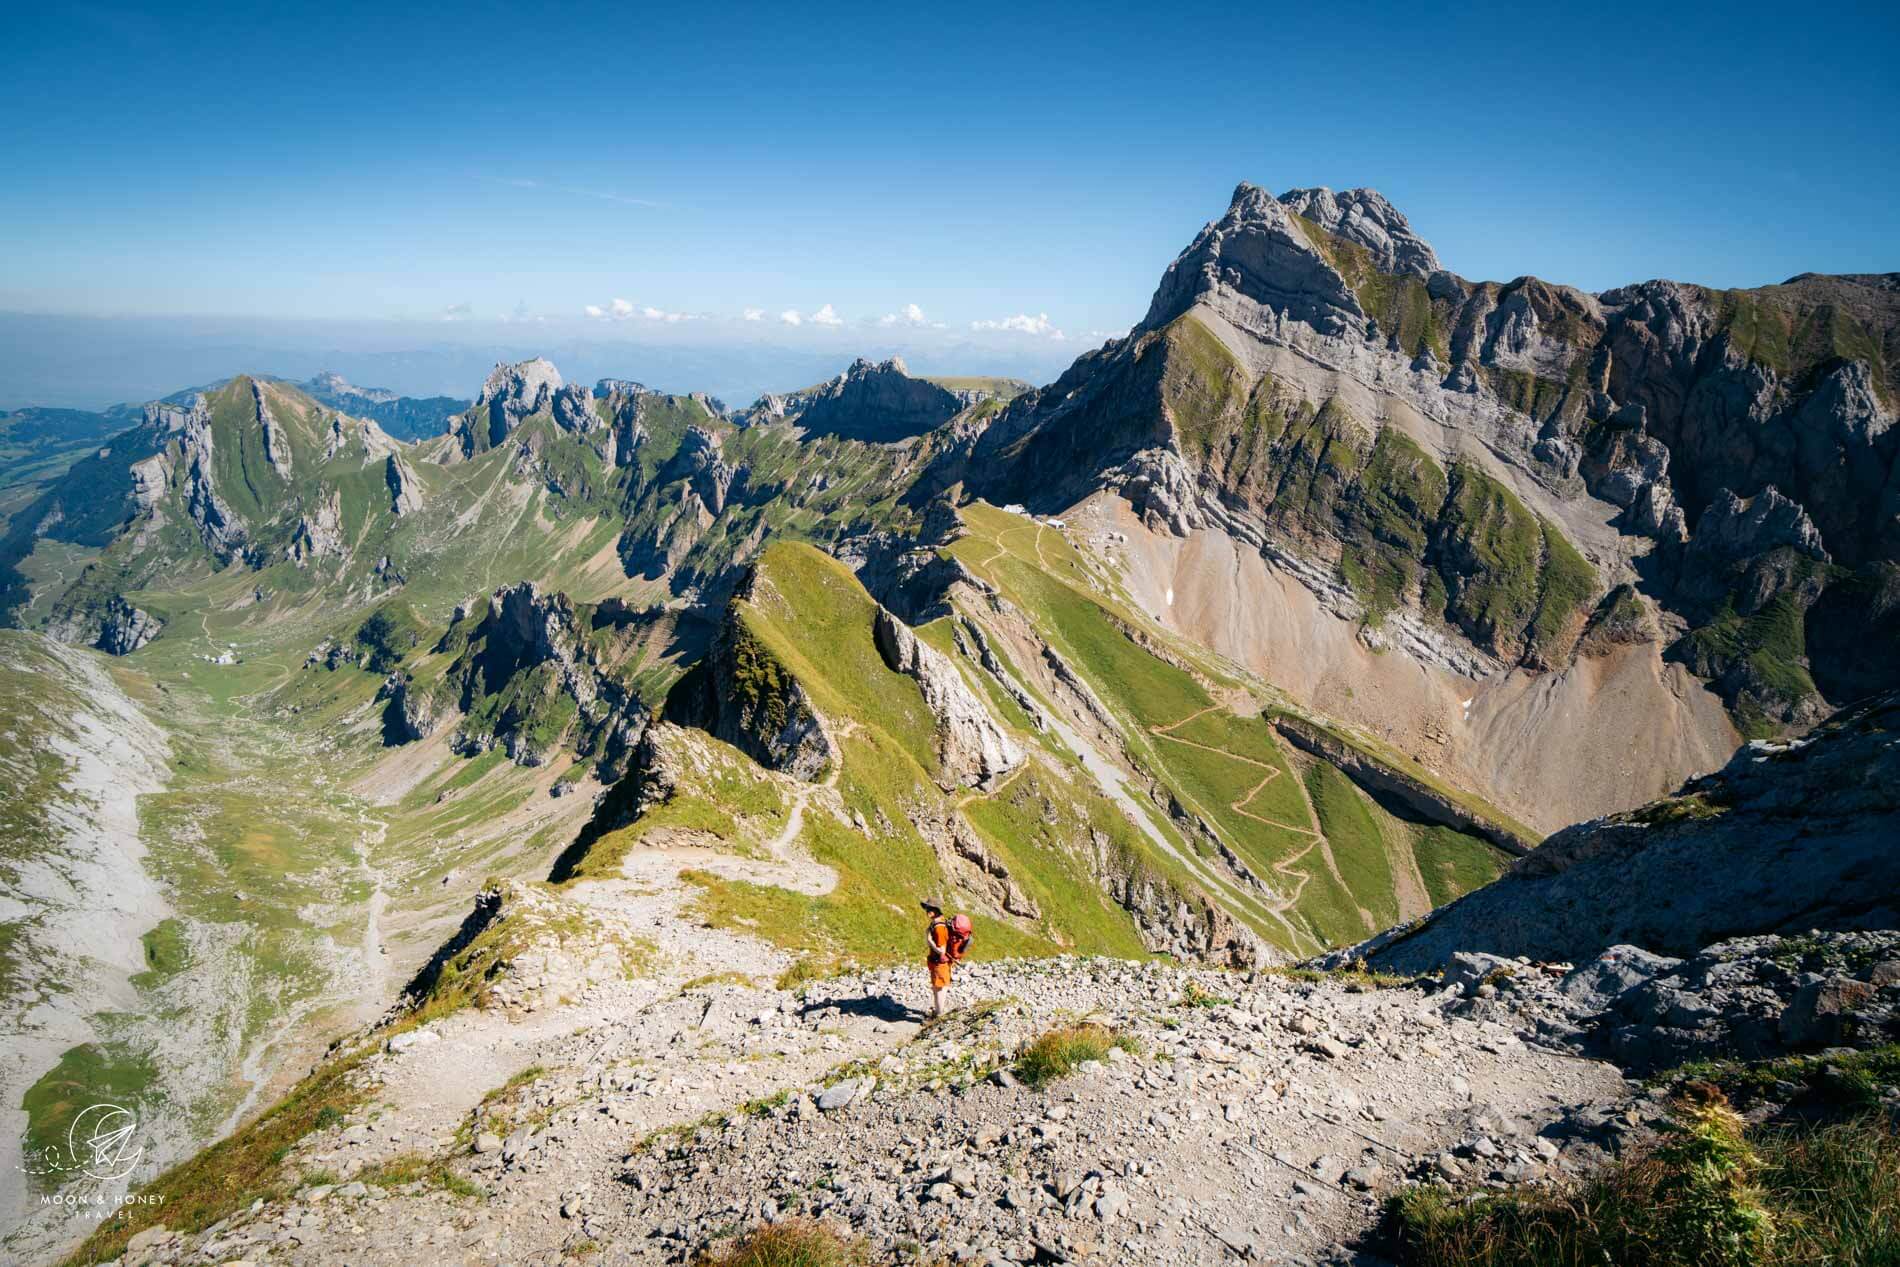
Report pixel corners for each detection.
[1148,705,1326,912]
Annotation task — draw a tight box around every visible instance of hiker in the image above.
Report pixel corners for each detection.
[921,899,972,1017]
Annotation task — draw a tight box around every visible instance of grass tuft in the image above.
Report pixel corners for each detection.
[1015,1023,1134,1088]
[695,1217,867,1266]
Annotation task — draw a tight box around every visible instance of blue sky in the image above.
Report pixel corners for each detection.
[4,0,1897,404]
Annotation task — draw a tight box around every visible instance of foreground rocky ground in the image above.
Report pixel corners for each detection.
[97,922,1900,1267]
[87,942,1631,1267]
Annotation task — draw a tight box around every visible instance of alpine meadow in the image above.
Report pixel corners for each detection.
[3,5,1899,1266]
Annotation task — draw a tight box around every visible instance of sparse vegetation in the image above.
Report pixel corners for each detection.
[777,956,844,992]
[1389,1085,1900,1267]
[1178,979,1232,1008]
[695,1218,868,1267]
[62,1044,372,1265]
[1015,1023,1135,1088]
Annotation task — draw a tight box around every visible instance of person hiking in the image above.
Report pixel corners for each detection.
[920,899,971,1018]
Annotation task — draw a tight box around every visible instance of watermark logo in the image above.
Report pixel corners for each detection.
[22,1103,145,1184]
[65,1103,144,1182]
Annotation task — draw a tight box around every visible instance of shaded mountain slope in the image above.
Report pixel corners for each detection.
[1343,690,1900,972]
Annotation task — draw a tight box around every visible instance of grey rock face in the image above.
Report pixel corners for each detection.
[175,393,247,562]
[386,452,424,516]
[673,428,742,516]
[667,570,834,781]
[128,452,172,513]
[552,383,597,434]
[253,379,293,480]
[383,672,449,742]
[456,357,566,455]
[1687,486,1830,568]
[94,594,163,654]
[1422,931,1898,1074]
[290,490,346,566]
[1557,945,1682,1012]
[1141,182,1364,335]
[872,606,1023,791]
[409,583,653,777]
[1277,186,1442,277]
[748,357,964,443]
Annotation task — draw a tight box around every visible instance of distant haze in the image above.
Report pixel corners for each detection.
[0,313,1082,413]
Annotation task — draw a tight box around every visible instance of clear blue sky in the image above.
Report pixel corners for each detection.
[5,0,1897,353]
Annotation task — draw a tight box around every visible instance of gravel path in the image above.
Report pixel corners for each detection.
[132,949,1636,1267]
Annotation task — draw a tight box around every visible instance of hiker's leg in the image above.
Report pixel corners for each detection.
[932,987,945,1017]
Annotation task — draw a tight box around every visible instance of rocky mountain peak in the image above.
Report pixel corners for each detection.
[1140,181,1364,336]
[453,357,598,455]
[479,357,563,405]
[762,355,964,443]
[1689,486,1831,565]
[1278,185,1442,278]
[306,370,398,405]
[595,377,654,397]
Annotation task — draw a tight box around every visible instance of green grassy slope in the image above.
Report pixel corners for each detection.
[945,501,1510,955]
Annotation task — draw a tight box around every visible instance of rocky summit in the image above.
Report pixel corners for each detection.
[1,179,1897,1267]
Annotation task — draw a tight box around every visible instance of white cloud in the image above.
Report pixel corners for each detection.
[810,303,843,326]
[743,307,765,322]
[440,302,472,323]
[971,312,1064,339]
[584,297,694,323]
[878,302,931,327]
[779,309,803,326]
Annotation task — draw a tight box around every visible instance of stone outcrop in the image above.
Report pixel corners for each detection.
[380,671,450,741]
[1274,717,1534,853]
[914,810,1041,920]
[1277,185,1442,277]
[175,394,247,561]
[665,577,833,782]
[453,358,588,457]
[744,357,964,442]
[1082,826,1273,967]
[408,584,654,778]
[1344,691,1900,974]
[400,878,644,1017]
[93,594,163,654]
[290,491,346,566]
[386,452,425,516]
[872,606,1022,791]
[1422,931,1900,1076]
[1142,182,1365,335]
[253,379,293,480]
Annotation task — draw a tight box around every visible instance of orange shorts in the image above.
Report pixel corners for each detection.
[929,959,953,989]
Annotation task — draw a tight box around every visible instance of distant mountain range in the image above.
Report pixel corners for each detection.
[4,184,1897,1265]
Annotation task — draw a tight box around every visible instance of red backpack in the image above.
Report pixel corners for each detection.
[949,913,973,961]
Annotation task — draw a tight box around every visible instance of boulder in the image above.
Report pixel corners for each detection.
[1780,977,1877,1048]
